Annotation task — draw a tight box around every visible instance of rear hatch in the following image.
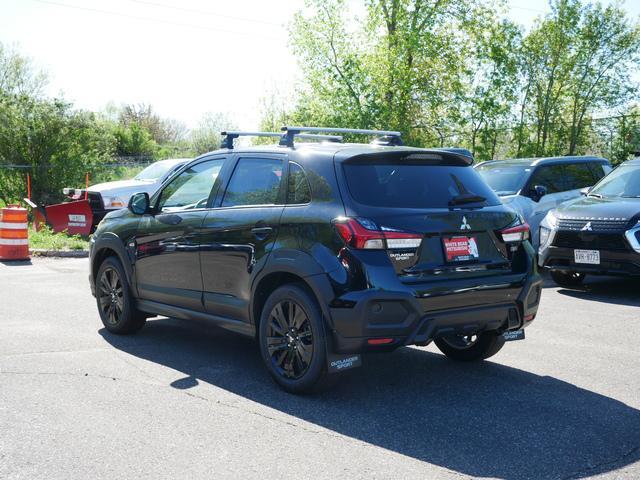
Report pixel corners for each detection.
[337,151,523,283]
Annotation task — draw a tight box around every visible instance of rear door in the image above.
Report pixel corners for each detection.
[200,154,286,322]
[134,157,226,311]
[338,154,519,282]
[523,164,568,227]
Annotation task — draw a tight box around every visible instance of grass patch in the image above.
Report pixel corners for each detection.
[29,225,89,251]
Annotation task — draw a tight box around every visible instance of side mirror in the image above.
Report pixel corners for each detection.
[530,185,548,202]
[128,192,150,215]
[580,187,590,196]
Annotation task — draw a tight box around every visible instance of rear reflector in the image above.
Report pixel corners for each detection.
[333,217,422,250]
[499,223,530,243]
[367,338,394,345]
[386,238,422,249]
[523,314,535,322]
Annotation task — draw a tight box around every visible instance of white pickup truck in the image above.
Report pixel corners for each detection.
[63,158,190,228]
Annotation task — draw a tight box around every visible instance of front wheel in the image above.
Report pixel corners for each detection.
[96,256,146,334]
[258,284,329,394]
[550,270,586,288]
[434,331,505,361]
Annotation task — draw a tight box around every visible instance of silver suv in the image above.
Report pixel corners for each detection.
[475,156,611,248]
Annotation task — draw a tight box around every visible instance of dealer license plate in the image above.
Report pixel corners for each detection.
[574,249,600,265]
[443,236,480,262]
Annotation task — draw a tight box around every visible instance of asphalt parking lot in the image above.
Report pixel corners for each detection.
[1,257,639,480]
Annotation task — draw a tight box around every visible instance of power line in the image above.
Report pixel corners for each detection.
[30,0,286,41]
[126,0,283,27]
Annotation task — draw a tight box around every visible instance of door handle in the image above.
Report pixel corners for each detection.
[158,214,183,225]
[251,226,273,237]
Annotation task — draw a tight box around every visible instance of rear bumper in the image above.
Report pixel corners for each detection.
[328,272,542,354]
[539,245,640,276]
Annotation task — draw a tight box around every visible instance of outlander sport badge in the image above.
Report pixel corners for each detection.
[460,216,471,230]
[581,221,592,231]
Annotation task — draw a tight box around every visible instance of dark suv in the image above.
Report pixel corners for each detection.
[89,127,543,393]
[539,158,640,286]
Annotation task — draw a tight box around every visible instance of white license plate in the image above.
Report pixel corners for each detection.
[574,249,600,265]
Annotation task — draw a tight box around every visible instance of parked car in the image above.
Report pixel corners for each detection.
[539,158,640,286]
[475,156,611,248]
[89,127,542,393]
[63,158,190,228]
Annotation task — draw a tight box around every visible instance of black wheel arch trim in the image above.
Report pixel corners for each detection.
[251,250,338,332]
[91,233,136,297]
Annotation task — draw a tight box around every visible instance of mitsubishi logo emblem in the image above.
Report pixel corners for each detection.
[581,221,592,231]
[460,216,471,230]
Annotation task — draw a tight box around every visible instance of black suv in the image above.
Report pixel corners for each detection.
[89,127,542,393]
[539,158,640,286]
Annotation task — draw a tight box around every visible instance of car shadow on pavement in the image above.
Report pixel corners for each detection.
[556,276,640,308]
[0,259,32,266]
[100,320,640,480]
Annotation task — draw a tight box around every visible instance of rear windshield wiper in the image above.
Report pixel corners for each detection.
[448,194,486,206]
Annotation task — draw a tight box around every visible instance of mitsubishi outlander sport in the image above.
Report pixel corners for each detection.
[89,127,543,393]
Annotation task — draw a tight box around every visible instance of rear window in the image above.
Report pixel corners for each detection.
[475,163,531,195]
[343,161,500,208]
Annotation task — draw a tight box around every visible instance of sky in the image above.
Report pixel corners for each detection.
[0,0,639,131]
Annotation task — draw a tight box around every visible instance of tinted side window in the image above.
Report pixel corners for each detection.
[222,158,283,207]
[588,162,608,182]
[287,162,311,204]
[158,159,224,211]
[564,163,598,190]
[527,165,565,194]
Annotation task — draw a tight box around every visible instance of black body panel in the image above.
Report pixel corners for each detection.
[134,210,207,311]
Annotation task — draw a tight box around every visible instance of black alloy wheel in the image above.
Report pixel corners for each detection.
[266,300,314,380]
[98,266,124,326]
[258,283,330,393]
[439,333,480,350]
[95,256,146,334]
[434,331,505,361]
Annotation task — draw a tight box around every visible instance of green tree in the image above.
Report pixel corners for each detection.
[119,103,188,144]
[0,42,47,97]
[289,0,484,144]
[0,94,115,204]
[461,18,522,159]
[516,0,640,157]
[190,112,236,154]
[113,122,158,158]
[565,2,640,154]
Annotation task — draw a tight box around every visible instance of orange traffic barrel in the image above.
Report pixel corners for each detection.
[0,204,29,260]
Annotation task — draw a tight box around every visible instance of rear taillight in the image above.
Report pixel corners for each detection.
[499,223,530,243]
[333,217,422,250]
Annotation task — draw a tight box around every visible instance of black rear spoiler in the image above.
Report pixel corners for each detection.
[344,149,474,166]
[433,148,474,163]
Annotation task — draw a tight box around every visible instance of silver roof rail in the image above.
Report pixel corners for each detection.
[281,126,402,147]
[220,131,280,149]
[220,131,342,149]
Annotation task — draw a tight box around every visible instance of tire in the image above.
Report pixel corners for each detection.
[550,270,586,287]
[258,283,329,394]
[95,256,146,334]
[434,331,506,362]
